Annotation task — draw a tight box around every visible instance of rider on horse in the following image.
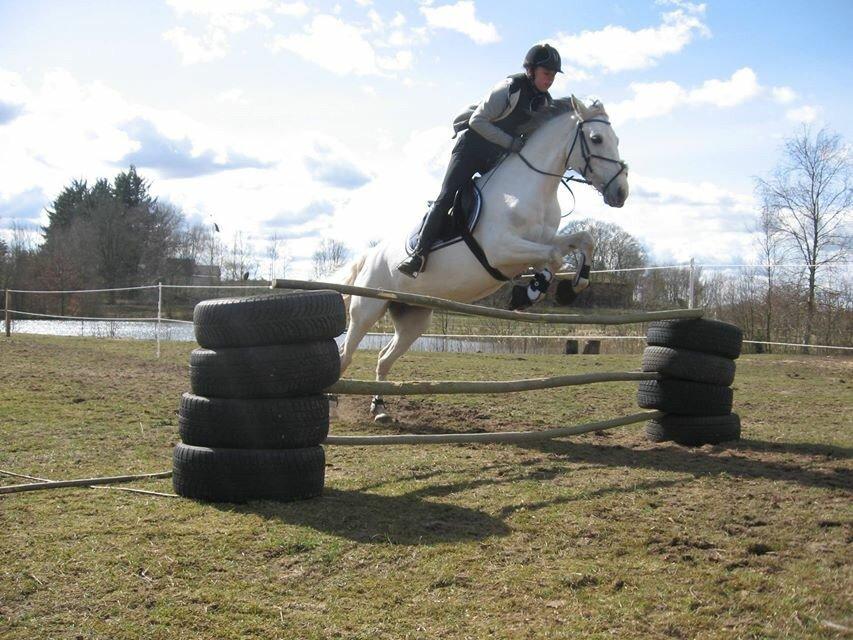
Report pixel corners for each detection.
[397,44,564,278]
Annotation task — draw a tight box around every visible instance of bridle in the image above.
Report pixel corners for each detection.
[516,115,628,215]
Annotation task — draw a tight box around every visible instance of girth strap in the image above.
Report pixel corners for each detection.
[457,224,509,282]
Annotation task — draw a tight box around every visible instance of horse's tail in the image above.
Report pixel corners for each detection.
[338,253,367,314]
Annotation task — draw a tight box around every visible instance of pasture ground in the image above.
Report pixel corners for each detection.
[1,335,850,639]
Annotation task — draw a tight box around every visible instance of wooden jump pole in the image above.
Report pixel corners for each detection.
[324,410,664,445]
[327,371,660,395]
[271,278,704,325]
[0,471,173,495]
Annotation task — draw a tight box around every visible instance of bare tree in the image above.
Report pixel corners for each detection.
[562,218,647,284]
[752,208,790,349]
[265,233,288,281]
[312,238,350,279]
[756,126,852,349]
[222,231,258,281]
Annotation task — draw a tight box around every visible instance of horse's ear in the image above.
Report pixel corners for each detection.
[571,94,589,120]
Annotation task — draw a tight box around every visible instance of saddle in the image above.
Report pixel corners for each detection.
[405,181,482,254]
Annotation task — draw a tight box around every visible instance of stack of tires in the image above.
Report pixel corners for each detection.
[172,291,346,503]
[638,318,743,446]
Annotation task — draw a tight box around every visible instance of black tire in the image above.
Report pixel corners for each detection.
[646,413,741,446]
[172,443,325,503]
[193,291,346,349]
[190,341,340,399]
[642,346,736,386]
[637,379,733,416]
[178,393,329,449]
[647,319,743,359]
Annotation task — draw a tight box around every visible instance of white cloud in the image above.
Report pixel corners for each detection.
[269,15,412,75]
[0,69,31,107]
[166,0,275,32]
[772,86,796,104]
[420,1,500,45]
[568,171,759,265]
[553,2,709,74]
[687,67,761,107]
[163,27,229,65]
[276,2,309,17]
[367,9,384,31]
[0,69,382,275]
[609,67,762,123]
[786,105,818,123]
[163,0,282,64]
[216,88,249,105]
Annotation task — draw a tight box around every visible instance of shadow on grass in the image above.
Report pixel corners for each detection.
[731,438,852,459]
[517,439,852,492]
[226,487,511,545]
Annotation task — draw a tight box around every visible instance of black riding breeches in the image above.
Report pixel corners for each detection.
[417,130,504,250]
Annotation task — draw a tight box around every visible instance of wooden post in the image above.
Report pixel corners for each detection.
[156,281,162,359]
[4,289,10,338]
[688,258,695,309]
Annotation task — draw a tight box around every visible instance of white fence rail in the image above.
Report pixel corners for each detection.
[4,263,852,355]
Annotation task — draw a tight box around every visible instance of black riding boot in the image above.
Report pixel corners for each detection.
[397,203,445,278]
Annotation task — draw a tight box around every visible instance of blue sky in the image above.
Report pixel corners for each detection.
[1,0,850,277]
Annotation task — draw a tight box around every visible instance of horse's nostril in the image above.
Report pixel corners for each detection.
[617,186,627,202]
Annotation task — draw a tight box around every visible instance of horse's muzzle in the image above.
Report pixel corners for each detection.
[605,183,628,208]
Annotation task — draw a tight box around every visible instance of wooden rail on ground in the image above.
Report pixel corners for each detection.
[271,278,703,325]
[324,410,664,445]
[327,371,659,395]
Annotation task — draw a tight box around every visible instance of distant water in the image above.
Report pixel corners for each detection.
[8,319,595,355]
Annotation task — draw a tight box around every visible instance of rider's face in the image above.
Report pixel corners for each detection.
[532,67,557,92]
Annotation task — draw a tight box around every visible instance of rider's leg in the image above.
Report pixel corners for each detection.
[398,132,501,278]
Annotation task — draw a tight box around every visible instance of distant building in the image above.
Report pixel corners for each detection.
[164,259,221,286]
[192,264,221,286]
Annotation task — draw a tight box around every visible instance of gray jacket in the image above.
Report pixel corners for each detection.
[452,76,551,149]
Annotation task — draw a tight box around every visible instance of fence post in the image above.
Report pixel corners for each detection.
[4,289,10,337]
[156,282,162,359]
[688,258,695,310]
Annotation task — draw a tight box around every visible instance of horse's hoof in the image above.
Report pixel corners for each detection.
[573,278,590,293]
[374,413,393,425]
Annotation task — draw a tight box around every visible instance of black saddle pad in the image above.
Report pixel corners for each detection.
[406,182,483,255]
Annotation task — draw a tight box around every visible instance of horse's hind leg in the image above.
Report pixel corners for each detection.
[339,296,388,374]
[371,304,433,424]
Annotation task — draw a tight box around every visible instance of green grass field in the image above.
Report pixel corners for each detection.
[1,335,850,639]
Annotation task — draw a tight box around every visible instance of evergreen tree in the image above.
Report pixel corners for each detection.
[43,179,88,242]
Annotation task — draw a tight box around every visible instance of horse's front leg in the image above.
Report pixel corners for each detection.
[498,236,565,269]
[554,230,594,292]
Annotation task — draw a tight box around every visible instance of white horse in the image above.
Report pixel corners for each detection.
[338,96,629,420]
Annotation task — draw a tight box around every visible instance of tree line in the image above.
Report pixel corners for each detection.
[1,127,850,351]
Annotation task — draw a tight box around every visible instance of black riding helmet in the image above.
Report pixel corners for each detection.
[523,43,563,73]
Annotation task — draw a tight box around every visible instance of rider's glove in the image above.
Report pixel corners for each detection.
[509,137,525,153]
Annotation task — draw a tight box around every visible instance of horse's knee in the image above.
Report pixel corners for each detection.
[579,231,595,256]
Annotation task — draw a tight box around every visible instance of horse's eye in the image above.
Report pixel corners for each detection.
[590,133,603,144]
